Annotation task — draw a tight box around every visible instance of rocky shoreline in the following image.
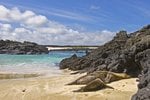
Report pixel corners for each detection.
[59,25,150,99]
[0,40,48,54]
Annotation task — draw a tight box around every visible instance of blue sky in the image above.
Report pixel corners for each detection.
[0,0,150,45]
[1,0,150,31]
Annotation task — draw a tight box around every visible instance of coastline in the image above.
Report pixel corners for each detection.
[0,70,138,100]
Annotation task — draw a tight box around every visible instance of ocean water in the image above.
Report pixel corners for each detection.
[0,51,86,76]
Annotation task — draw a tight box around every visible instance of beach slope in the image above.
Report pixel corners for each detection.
[0,71,137,100]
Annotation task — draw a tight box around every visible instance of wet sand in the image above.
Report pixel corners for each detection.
[0,73,41,79]
[0,70,138,100]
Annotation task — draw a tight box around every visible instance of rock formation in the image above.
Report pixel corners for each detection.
[132,47,150,99]
[68,71,130,92]
[0,40,49,54]
[74,78,113,92]
[60,30,141,76]
[60,25,150,98]
[67,71,130,85]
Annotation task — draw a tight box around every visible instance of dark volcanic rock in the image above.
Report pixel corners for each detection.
[59,25,150,98]
[59,26,150,75]
[0,40,48,54]
[132,49,150,100]
[60,30,130,73]
[60,54,82,70]
[60,30,140,75]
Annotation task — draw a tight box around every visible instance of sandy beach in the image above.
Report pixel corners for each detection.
[0,70,138,100]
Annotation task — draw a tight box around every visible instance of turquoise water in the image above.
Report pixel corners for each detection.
[0,51,85,75]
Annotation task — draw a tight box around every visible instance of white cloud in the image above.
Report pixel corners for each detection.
[0,5,115,45]
[0,23,12,31]
[0,5,48,26]
[24,15,48,26]
[0,5,10,21]
[22,10,35,18]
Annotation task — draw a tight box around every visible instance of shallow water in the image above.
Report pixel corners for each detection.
[0,51,86,76]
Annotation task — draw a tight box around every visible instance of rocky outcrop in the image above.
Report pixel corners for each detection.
[60,25,150,75]
[67,71,130,85]
[68,71,130,92]
[130,25,150,100]
[0,40,48,54]
[74,78,113,92]
[132,49,150,100]
[60,25,150,97]
[60,30,141,76]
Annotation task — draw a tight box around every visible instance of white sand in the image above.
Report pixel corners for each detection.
[0,70,138,100]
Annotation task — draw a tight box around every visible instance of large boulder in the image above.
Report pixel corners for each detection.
[60,54,82,70]
[74,78,113,92]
